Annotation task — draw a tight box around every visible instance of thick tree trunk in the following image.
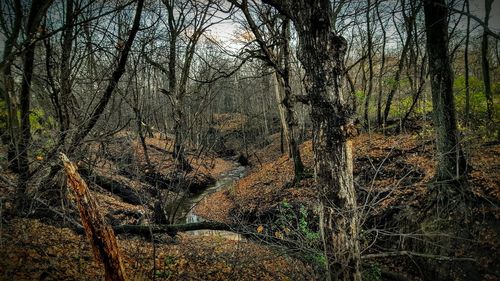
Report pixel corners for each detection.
[423,0,467,183]
[282,4,361,281]
[2,59,21,173]
[173,107,192,172]
[260,1,361,279]
[275,73,305,181]
[60,153,127,281]
[57,0,74,145]
[305,49,361,279]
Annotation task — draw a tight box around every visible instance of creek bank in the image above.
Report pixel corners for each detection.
[180,162,247,239]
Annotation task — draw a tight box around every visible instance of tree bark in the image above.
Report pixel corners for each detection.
[261,1,361,280]
[423,0,467,183]
[60,153,127,281]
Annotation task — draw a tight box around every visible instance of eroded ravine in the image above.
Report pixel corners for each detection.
[179,162,247,240]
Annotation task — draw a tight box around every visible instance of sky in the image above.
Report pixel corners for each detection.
[469,0,500,32]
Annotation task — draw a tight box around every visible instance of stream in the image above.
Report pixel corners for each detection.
[177,162,247,240]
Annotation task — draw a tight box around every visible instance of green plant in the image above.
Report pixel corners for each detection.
[273,200,324,269]
[355,90,365,102]
[363,264,382,281]
[163,255,176,266]
[0,100,7,131]
[299,205,319,242]
[155,270,172,278]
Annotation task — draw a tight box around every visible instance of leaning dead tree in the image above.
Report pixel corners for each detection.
[60,153,127,281]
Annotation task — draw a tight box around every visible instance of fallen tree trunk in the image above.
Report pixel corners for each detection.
[76,221,309,251]
[114,221,231,235]
[60,153,127,281]
[75,221,232,237]
[80,167,143,205]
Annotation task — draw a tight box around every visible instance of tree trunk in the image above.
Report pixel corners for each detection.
[261,1,362,279]
[364,0,374,130]
[423,0,467,183]
[60,153,127,281]
[0,0,22,173]
[273,72,289,153]
[57,0,74,145]
[464,0,471,126]
[376,2,386,127]
[281,19,304,181]
[133,107,152,167]
[481,0,494,125]
[17,0,53,209]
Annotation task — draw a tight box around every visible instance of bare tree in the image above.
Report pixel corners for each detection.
[383,0,421,127]
[0,0,22,172]
[16,0,54,210]
[229,0,304,181]
[363,0,374,130]
[464,0,471,125]
[481,0,494,126]
[152,0,226,172]
[423,0,467,185]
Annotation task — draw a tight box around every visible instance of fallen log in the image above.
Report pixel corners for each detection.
[60,153,127,281]
[75,221,232,237]
[114,221,231,235]
[80,167,143,205]
[75,221,306,251]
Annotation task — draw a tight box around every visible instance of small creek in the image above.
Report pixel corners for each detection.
[178,162,247,240]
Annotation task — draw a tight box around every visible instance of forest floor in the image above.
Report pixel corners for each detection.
[1,126,499,280]
[0,131,314,281]
[195,131,500,280]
